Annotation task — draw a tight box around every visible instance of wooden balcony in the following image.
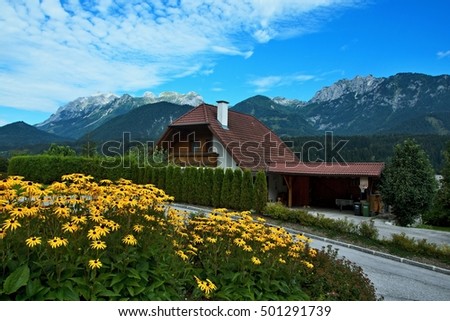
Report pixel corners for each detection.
[170,152,219,167]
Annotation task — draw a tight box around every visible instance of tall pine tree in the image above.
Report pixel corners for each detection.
[220,168,234,208]
[230,170,242,210]
[254,171,268,214]
[240,169,254,211]
[211,168,224,207]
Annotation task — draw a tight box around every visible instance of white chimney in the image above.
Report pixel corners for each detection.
[217,100,229,128]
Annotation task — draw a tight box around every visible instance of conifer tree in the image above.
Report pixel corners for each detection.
[240,169,254,211]
[171,166,182,201]
[165,165,175,196]
[186,167,197,205]
[220,168,234,208]
[202,168,215,206]
[254,171,268,214]
[211,168,224,207]
[144,166,153,184]
[230,169,242,210]
[157,167,166,191]
[192,167,205,204]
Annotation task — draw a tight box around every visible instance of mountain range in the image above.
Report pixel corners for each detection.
[1,72,450,152]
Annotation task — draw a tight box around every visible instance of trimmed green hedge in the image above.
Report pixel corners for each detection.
[7,156,268,212]
[7,155,133,184]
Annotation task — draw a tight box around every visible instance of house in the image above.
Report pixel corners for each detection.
[157,101,384,210]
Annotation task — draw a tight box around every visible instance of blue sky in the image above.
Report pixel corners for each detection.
[1,0,449,126]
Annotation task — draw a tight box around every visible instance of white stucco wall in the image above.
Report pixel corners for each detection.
[211,136,238,169]
[267,173,287,203]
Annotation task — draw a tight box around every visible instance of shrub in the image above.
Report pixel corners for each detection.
[306,246,378,300]
[390,233,417,253]
[357,220,379,240]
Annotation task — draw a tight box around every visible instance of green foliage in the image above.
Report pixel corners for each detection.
[201,168,214,207]
[230,170,242,210]
[211,168,224,207]
[80,139,97,157]
[7,155,140,184]
[220,168,234,208]
[357,220,379,240]
[380,138,437,226]
[45,143,76,157]
[240,169,254,211]
[425,141,450,226]
[0,156,8,174]
[254,171,268,213]
[171,166,183,202]
[164,165,175,196]
[307,246,378,301]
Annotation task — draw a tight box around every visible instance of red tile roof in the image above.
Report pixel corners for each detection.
[268,162,385,177]
[159,103,297,171]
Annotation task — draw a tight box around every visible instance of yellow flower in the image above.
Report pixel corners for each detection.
[10,207,26,218]
[309,248,318,257]
[206,237,217,244]
[89,213,104,223]
[62,222,79,233]
[233,238,246,247]
[90,240,107,250]
[3,218,21,231]
[242,245,253,252]
[54,204,70,218]
[301,260,314,269]
[95,224,110,237]
[122,234,137,246]
[0,228,7,239]
[88,259,102,269]
[71,214,88,224]
[133,224,144,233]
[176,250,188,261]
[194,276,217,297]
[25,236,42,248]
[278,257,286,264]
[108,221,120,231]
[87,229,102,240]
[251,256,261,265]
[48,237,68,248]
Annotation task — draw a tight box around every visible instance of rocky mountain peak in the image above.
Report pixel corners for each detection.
[310,75,385,103]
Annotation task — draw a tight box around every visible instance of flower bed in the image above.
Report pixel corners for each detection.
[0,174,376,300]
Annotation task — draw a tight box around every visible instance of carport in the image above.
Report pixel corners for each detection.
[268,162,384,209]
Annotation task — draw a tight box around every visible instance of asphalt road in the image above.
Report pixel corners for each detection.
[310,238,450,301]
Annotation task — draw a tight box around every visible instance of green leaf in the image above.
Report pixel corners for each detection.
[3,265,30,294]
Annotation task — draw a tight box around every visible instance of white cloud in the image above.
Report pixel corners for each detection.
[249,73,316,92]
[0,0,363,112]
[437,50,450,59]
[0,119,7,127]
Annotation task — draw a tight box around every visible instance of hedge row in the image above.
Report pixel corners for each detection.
[7,155,137,183]
[7,155,267,212]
